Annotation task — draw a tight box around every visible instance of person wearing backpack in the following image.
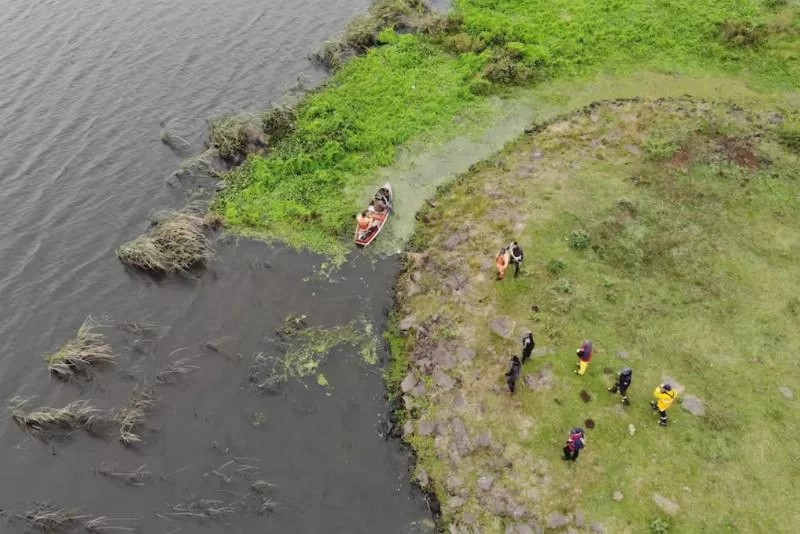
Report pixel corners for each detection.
[608,367,633,405]
[574,340,593,376]
[521,330,535,364]
[562,427,586,461]
[651,383,676,426]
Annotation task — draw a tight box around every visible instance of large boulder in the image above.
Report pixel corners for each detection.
[450,417,474,456]
[490,316,516,339]
[433,368,456,390]
[653,494,679,516]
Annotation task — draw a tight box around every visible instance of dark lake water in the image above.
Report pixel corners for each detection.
[0,1,430,531]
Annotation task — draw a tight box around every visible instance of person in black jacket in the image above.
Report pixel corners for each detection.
[505,356,521,394]
[608,367,633,405]
[562,427,586,461]
[508,241,524,277]
[521,331,535,364]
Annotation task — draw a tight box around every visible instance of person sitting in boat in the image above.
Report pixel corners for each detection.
[357,210,375,236]
[368,198,386,214]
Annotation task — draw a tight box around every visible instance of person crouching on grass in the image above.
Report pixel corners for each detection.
[496,247,511,281]
[574,340,592,376]
[562,427,586,461]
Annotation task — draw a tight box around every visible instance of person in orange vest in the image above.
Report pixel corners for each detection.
[574,340,592,375]
[496,247,511,280]
[651,383,676,426]
[356,210,374,238]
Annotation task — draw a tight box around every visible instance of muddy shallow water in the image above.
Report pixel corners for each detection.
[0,0,429,531]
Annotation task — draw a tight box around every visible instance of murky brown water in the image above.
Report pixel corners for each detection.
[0,1,430,531]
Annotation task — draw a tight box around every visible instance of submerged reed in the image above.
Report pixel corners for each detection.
[115,385,158,445]
[18,502,88,533]
[46,316,114,380]
[9,397,108,439]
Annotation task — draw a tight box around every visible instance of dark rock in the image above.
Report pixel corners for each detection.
[547,513,570,529]
[432,346,457,370]
[433,368,456,390]
[477,475,495,492]
[443,231,469,250]
[399,314,417,332]
[653,493,679,516]
[778,386,794,399]
[403,421,414,437]
[681,395,705,416]
[417,419,435,437]
[401,372,419,393]
[451,418,474,456]
[474,432,494,449]
[489,316,515,339]
[409,382,427,398]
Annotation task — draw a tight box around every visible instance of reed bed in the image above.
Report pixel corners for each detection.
[46,316,115,380]
[155,357,199,385]
[18,502,88,533]
[115,211,213,274]
[208,114,263,160]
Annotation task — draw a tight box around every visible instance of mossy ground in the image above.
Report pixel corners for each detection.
[213,0,799,258]
[393,100,800,533]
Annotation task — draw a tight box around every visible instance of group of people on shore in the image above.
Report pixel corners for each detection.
[496,242,678,462]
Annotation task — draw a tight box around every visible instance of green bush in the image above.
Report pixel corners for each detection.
[468,78,493,95]
[551,278,572,294]
[261,106,297,143]
[649,518,670,534]
[547,258,566,276]
[720,20,767,48]
[568,229,591,250]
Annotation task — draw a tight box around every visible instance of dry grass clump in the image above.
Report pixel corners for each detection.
[94,462,151,487]
[155,357,199,385]
[169,498,235,521]
[46,316,114,380]
[18,502,88,533]
[9,397,108,439]
[312,0,430,69]
[114,385,158,445]
[115,211,213,273]
[208,114,264,160]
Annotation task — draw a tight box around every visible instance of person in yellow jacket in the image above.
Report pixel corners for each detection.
[651,383,676,426]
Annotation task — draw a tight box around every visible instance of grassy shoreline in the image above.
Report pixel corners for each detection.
[391,97,800,532]
[212,0,799,259]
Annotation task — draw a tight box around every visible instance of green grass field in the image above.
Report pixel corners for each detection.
[392,100,800,533]
[213,0,799,257]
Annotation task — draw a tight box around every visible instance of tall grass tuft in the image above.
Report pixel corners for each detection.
[9,397,108,439]
[18,502,88,533]
[46,316,114,380]
[114,385,157,446]
[115,210,213,274]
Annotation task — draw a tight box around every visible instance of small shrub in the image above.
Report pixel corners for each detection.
[568,229,591,250]
[547,258,566,276]
[442,33,483,54]
[482,53,535,85]
[468,78,493,96]
[617,197,637,214]
[720,20,767,48]
[261,105,297,143]
[644,133,680,160]
[649,518,670,534]
[551,278,572,294]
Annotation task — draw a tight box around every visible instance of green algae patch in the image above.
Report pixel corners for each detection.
[316,373,330,387]
[393,99,800,533]
[250,315,378,389]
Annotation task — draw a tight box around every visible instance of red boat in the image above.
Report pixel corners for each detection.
[354,183,393,247]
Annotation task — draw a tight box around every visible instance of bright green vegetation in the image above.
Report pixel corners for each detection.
[215,0,798,256]
[393,100,800,532]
